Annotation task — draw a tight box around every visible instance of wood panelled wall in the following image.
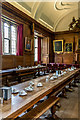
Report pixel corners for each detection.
[1,2,54,70]
[54,31,79,64]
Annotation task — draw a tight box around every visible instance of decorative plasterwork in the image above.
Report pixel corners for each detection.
[5,0,78,32]
[54,1,72,10]
[53,8,78,31]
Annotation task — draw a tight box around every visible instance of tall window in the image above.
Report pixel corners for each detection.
[2,20,17,55]
[34,37,38,61]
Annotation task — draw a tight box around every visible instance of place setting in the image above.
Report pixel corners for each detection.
[19,90,27,96]
[24,81,34,92]
[12,88,19,94]
[37,82,43,87]
[12,88,27,96]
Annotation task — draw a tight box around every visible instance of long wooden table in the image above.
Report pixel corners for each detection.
[0,68,80,119]
[0,66,47,86]
[0,66,47,74]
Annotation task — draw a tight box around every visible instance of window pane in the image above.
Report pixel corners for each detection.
[4,23,10,39]
[1,21,3,53]
[35,48,38,55]
[11,26,17,41]
[34,38,38,47]
[4,39,9,53]
[34,48,38,61]
[34,37,38,61]
[11,25,17,55]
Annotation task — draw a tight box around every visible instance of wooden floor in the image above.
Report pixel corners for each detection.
[40,84,79,119]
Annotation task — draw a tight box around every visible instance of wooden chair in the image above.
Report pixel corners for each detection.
[47,64,53,73]
[53,63,58,71]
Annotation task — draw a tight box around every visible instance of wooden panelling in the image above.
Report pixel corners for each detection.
[24,55,31,67]
[63,53,74,64]
[2,55,34,69]
[2,55,14,69]
[54,32,79,64]
[0,55,2,70]
[30,54,34,66]
[49,37,54,63]
[55,54,63,63]
[14,56,24,67]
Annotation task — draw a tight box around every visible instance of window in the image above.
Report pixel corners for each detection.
[34,37,38,61]
[2,20,17,55]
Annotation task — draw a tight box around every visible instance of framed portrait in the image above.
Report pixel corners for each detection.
[25,37,32,51]
[53,40,63,53]
[65,42,73,53]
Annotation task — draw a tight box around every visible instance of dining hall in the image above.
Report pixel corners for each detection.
[0,1,80,120]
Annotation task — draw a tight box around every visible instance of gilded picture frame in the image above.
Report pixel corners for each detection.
[65,42,73,53]
[25,37,32,51]
[53,40,63,54]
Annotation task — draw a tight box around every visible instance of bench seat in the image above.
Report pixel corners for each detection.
[17,96,59,120]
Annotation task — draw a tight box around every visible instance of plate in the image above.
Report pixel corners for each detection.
[53,76,57,79]
[37,84,43,87]
[50,77,54,80]
[19,92,27,96]
[53,73,56,76]
[58,74,61,77]
[12,90,19,94]
[25,87,34,92]
[29,81,34,85]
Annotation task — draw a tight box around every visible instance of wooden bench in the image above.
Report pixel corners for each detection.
[16,70,37,82]
[19,71,36,77]
[17,96,59,120]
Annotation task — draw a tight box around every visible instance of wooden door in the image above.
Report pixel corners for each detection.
[42,37,49,64]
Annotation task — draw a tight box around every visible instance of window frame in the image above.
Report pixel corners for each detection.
[34,36,38,62]
[2,19,17,55]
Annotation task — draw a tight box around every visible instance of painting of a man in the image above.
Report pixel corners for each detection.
[25,37,32,51]
[26,40,31,49]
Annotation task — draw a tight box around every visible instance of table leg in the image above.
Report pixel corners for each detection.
[59,88,68,99]
[38,69,40,76]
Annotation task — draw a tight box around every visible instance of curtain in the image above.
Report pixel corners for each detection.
[38,37,41,63]
[0,14,2,55]
[16,24,23,56]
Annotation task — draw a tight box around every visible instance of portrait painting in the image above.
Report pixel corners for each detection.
[65,43,73,53]
[25,37,32,51]
[53,40,63,53]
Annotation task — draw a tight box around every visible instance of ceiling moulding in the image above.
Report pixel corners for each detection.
[31,2,41,18]
[39,18,54,31]
[5,0,32,17]
[17,2,31,12]
[40,13,54,27]
[35,2,45,20]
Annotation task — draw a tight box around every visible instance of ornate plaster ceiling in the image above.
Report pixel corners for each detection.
[6,0,79,32]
